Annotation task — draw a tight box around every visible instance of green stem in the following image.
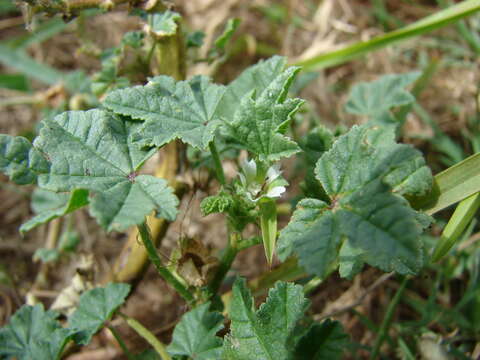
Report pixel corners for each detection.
[208,142,226,185]
[237,236,262,251]
[137,221,195,305]
[303,276,324,295]
[108,325,134,360]
[208,232,240,295]
[370,277,408,360]
[121,313,172,360]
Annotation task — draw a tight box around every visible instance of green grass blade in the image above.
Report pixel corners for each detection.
[409,152,480,215]
[0,44,63,85]
[5,18,67,50]
[432,192,480,262]
[293,0,480,71]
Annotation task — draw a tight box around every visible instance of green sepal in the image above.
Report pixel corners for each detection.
[259,198,278,265]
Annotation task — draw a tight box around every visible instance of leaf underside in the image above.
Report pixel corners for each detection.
[21,188,89,232]
[278,124,432,278]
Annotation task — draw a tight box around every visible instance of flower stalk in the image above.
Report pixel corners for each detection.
[137,221,195,305]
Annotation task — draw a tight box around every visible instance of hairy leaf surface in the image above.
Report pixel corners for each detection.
[294,320,348,360]
[0,305,72,360]
[69,283,130,345]
[34,110,178,231]
[345,72,420,117]
[223,278,308,360]
[147,10,181,37]
[167,302,224,360]
[215,56,287,120]
[0,135,49,185]
[226,66,303,162]
[104,75,226,149]
[278,124,432,278]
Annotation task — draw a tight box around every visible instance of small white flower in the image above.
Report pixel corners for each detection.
[266,185,286,198]
[238,159,287,202]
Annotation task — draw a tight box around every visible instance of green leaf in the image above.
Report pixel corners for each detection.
[0,304,72,360]
[21,189,89,232]
[34,109,178,231]
[201,193,234,215]
[6,18,67,50]
[167,302,224,360]
[104,75,226,149]
[299,126,334,200]
[214,18,241,51]
[33,248,60,263]
[294,0,480,71]
[0,44,63,85]
[225,66,303,162]
[223,278,308,360]
[259,198,277,265]
[0,73,30,91]
[409,152,480,215]
[68,283,130,345]
[432,192,480,262]
[294,320,348,360]
[345,72,420,118]
[278,124,432,278]
[147,10,181,37]
[0,134,50,185]
[215,56,287,122]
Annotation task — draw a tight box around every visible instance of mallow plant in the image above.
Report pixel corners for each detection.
[0,55,438,359]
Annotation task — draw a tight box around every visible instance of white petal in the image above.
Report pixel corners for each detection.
[239,173,247,186]
[266,164,282,184]
[266,186,286,198]
[241,158,257,183]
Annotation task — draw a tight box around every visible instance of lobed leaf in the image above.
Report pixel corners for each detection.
[34,109,178,231]
[294,320,348,360]
[147,10,181,37]
[215,56,288,121]
[0,134,49,185]
[104,75,226,149]
[345,72,420,117]
[223,278,308,360]
[225,66,304,162]
[0,305,72,360]
[167,302,224,360]
[278,124,432,278]
[68,283,131,345]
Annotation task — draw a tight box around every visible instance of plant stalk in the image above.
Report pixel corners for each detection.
[108,325,135,360]
[208,231,240,296]
[121,313,172,360]
[208,142,226,186]
[137,221,195,305]
[370,277,408,360]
